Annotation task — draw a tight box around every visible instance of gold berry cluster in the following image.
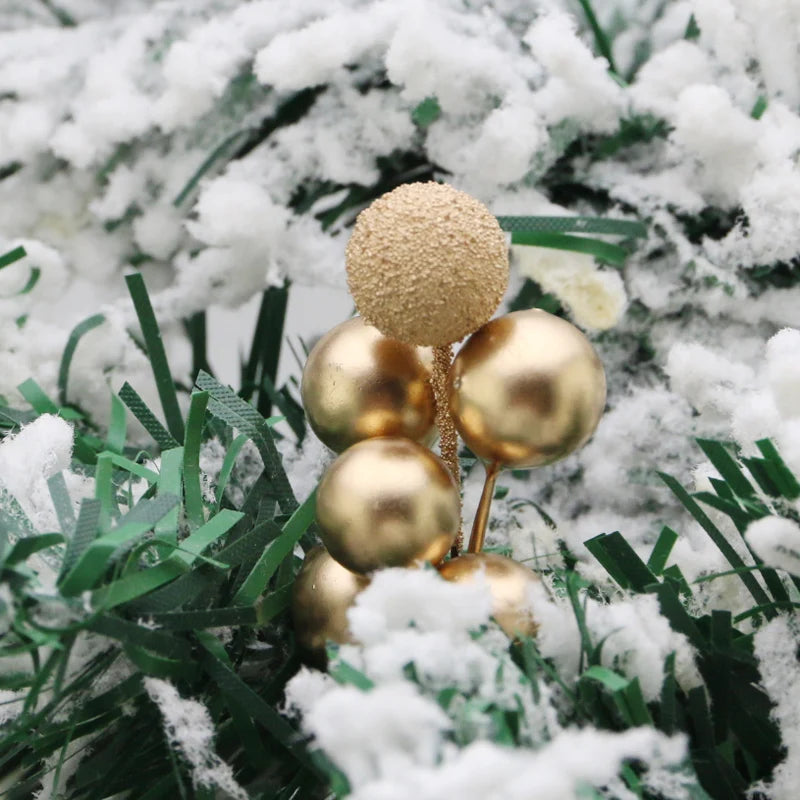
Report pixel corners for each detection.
[292,182,606,664]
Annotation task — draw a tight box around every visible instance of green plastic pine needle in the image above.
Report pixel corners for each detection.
[0,245,26,269]
[125,273,185,442]
[182,391,209,529]
[57,314,105,406]
[658,472,773,611]
[497,216,647,237]
[510,231,629,266]
[233,490,315,605]
[118,382,180,452]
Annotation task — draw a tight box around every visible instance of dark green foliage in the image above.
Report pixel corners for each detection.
[580,437,800,798]
[508,278,564,315]
[0,277,324,798]
[684,15,701,40]
[0,245,26,270]
[411,96,441,128]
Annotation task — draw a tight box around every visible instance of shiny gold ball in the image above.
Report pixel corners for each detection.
[438,552,539,638]
[291,545,370,665]
[448,309,606,469]
[301,316,436,453]
[316,437,460,574]
[345,182,509,347]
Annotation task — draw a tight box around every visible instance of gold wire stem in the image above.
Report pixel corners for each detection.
[468,460,501,554]
[431,344,462,554]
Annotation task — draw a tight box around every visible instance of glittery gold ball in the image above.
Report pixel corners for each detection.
[316,437,460,574]
[345,182,509,347]
[301,317,436,454]
[291,546,370,666]
[438,552,539,639]
[448,309,606,469]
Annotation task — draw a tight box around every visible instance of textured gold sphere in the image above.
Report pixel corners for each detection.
[291,546,370,665]
[301,316,436,453]
[316,437,460,574]
[345,182,509,346]
[438,552,539,638]
[448,309,606,469]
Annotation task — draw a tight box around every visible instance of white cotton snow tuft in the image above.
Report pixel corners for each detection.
[766,328,800,420]
[671,84,759,205]
[144,678,249,800]
[188,175,290,251]
[313,718,686,800]
[524,12,624,133]
[255,4,398,92]
[303,682,451,789]
[346,567,491,645]
[0,414,93,534]
[753,615,800,799]
[287,564,688,796]
[746,517,800,577]
[359,728,686,799]
[666,341,755,421]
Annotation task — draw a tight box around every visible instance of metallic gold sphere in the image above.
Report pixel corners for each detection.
[316,437,460,574]
[291,546,370,665]
[301,317,436,453]
[345,182,509,346]
[448,309,606,469]
[438,552,539,638]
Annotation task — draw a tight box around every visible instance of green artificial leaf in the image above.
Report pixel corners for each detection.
[183,391,209,529]
[755,439,800,498]
[412,96,441,128]
[57,313,105,406]
[47,473,76,535]
[59,499,101,581]
[498,215,647,238]
[233,490,316,605]
[154,447,182,556]
[585,531,657,592]
[5,534,65,566]
[647,527,678,575]
[328,658,375,691]
[695,439,754,497]
[0,245,26,269]
[198,636,314,769]
[576,0,617,73]
[511,231,628,266]
[659,472,772,610]
[684,13,701,40]
[106,391,127,454]
[118,382,179,451]
[241,283,289,419]
[214,433,248,511]
[751,95,768,120]
[59,521,155,595]
[125,273,185,442]
[196,370,297,513]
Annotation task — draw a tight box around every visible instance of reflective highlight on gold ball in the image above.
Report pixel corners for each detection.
[438,552,539,638]
[291,546,370,665]
[345,181,509,346]
[301,317,436,453]
[316,437,460,574]
[448,309,606,469]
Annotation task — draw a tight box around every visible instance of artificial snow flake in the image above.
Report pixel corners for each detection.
[144,678,248,800]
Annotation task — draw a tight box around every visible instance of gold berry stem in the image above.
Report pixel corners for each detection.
[468,460,500,554]
[431,344,462,554]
